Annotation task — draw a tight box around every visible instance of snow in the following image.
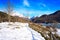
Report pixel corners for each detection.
[11,11,25,17]
[56,29,60,36]
[0,22,45,40]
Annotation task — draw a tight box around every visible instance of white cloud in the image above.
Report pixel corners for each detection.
[42,3,46,7]
[38,3,46,7]
[39,3,50,11]
[23,0,30,7]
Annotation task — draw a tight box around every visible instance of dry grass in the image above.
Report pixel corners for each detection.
[29,22,60,40]
[29,22,49,33]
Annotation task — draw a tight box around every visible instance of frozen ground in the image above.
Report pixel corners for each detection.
[0,22,45,40]
[56,28,60,36]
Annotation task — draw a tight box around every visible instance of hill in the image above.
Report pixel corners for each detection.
[31,10,60,23]
[0,11,31,23]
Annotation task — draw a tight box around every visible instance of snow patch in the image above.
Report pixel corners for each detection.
[56,29,60,36]
[0,22,45,40]
[11,12,25,17]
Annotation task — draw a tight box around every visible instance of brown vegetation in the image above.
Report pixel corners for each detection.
[0,11,31,23]
[29,22,60,40]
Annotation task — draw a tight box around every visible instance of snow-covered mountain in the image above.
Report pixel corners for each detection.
[11,12,25,18]
[0,22,45,40]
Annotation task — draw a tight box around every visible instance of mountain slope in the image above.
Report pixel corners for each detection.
[0,11,31,23]
[31,10,60,23]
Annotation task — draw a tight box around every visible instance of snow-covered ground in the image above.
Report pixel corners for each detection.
[56,28,60,36]
[0,22,45,40]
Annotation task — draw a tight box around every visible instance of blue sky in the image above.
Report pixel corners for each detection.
[0,0,60,18]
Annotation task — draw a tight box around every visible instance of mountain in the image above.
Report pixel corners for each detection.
[0,11,60,40]
[0,11,31,23]
[31,10,60,23]
[11,12,25,18]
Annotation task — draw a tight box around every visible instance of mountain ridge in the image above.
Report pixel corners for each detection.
[31,10,60,23]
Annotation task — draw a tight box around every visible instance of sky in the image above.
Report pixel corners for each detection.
[0,0,60,18]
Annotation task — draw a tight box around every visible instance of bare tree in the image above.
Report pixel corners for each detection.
[7,0,13,23]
